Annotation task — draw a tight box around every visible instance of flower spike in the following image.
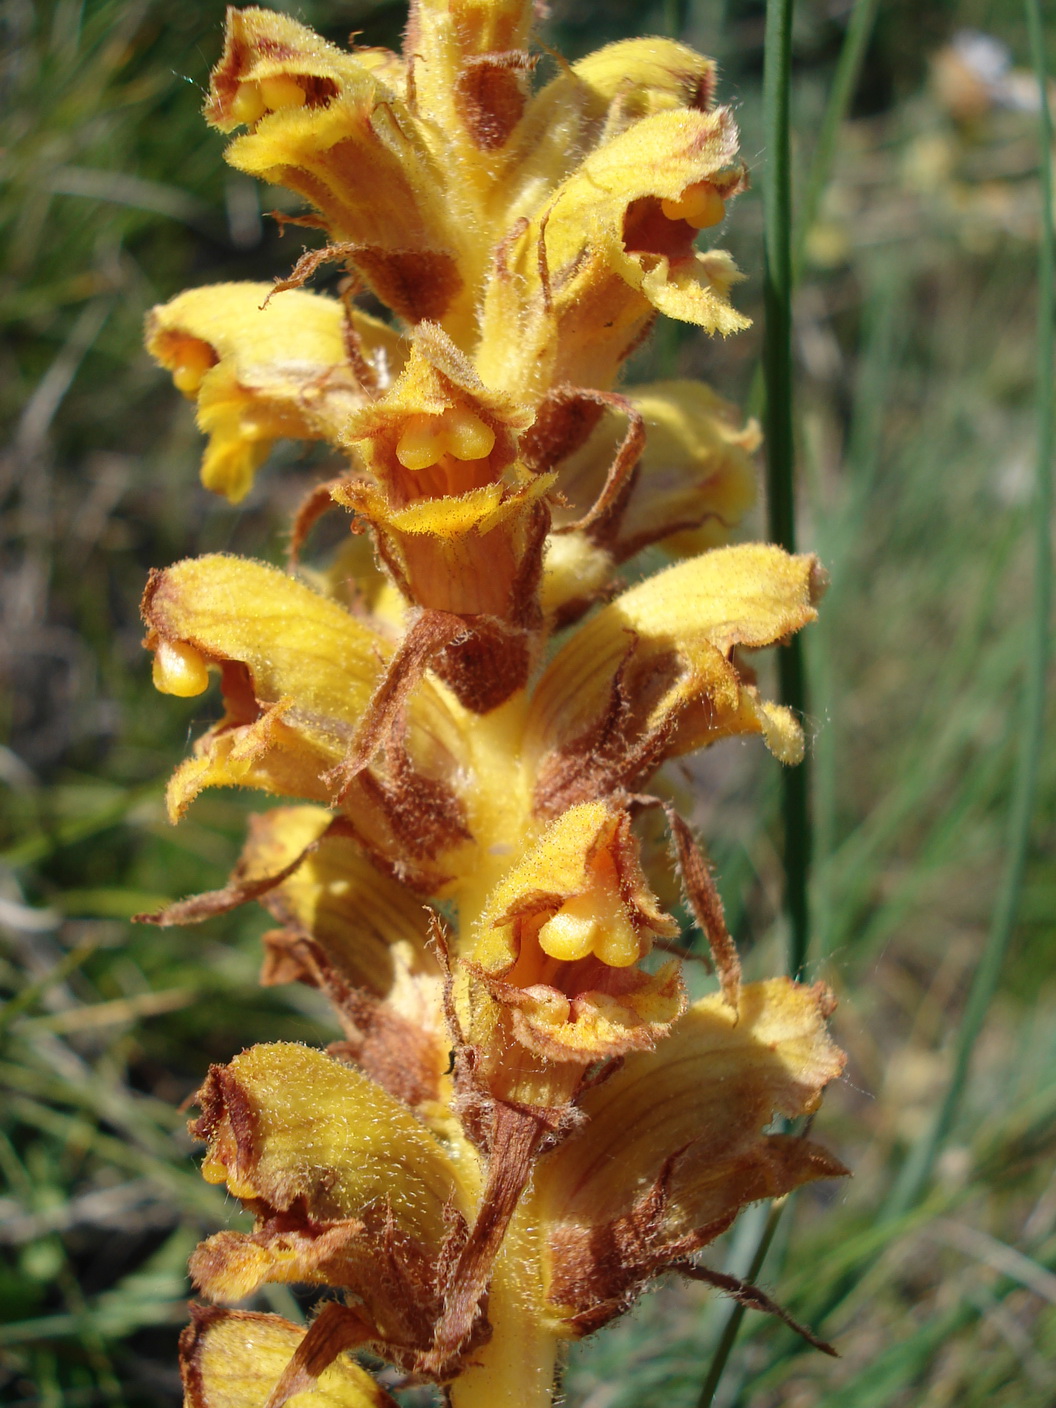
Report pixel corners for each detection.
[142,4,847,1405]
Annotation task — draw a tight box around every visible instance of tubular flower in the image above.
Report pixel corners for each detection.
[141,3,847,1406]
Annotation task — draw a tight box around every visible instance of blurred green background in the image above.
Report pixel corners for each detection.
[1,0,1053,1404]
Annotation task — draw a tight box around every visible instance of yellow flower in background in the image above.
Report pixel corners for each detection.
[142,3,846,1406]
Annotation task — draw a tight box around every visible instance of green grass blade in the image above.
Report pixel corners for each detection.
[811,1302,968,1408]
[694,0,801,1395]
[695,1201,785,1408]
[759,0,810,983]
[0,938,98,1037]
[794,0,880,278]
[0,782,163,868]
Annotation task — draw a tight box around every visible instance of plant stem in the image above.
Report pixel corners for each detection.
[665,0,690,40]
[760,0,808,984]
[696,1201,785,1408]
[884,0,1054,1220]
[694,3,800,1399]
[448,1222,560,1408]
[767,0,880,976]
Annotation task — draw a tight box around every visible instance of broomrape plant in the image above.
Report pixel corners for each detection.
[141,2,847,1404]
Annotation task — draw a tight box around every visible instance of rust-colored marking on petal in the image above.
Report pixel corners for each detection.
[555,390,645,539]
[544,1159,727,1337]
[179,1304,223,1408]
[453,51,532,149]
[180,1302,395,1408]
[327,608,463,800]
[623,196,699,263]
[520,386,606,474]
[189,1062,259,1166]
[259,934,443,1107]
[326,997,443,1109]
[266,241,360,300]
[354,247,463,324]
[431,613,534,715]
[287,476,347,568]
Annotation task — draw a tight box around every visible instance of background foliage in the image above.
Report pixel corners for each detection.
[1,0,1053,1404]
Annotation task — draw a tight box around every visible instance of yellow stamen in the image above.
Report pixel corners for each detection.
[538,887,642,968]
[396,414,447,470]
[594,911,642,967]
[201,1150,258,1201]
[258,75,307,111]
[537,893,599,962]
[444,407,496,462]
[229,76,306,127]
[152,639,210,697]
[661,181,727,229]
[229,83,267,126]
[170,341,216,398]
[224,1174,260,1200]
[199,1152,230,1186]
[396,409,496,470]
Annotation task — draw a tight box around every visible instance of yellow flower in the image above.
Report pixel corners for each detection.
[537,979,848,1336]
[142,553,468,880]
[143,538,825,1123]
[203,4,746,352]
[146,283,403,502]
[456,799,684,1085]
[176,983,845,1404]
[527,543,823,812]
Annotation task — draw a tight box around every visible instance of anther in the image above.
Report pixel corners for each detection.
[230,76,306,127]
[396,414,448,471]
[661,181,727,230]
[230,83,267,126]
[152,639,210,697]
[395,410,496,470]
[170,342,216,397]
[258,76,307,111]
[538,887,642,968]
[444,408,496,462]
[538,893,600,962]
